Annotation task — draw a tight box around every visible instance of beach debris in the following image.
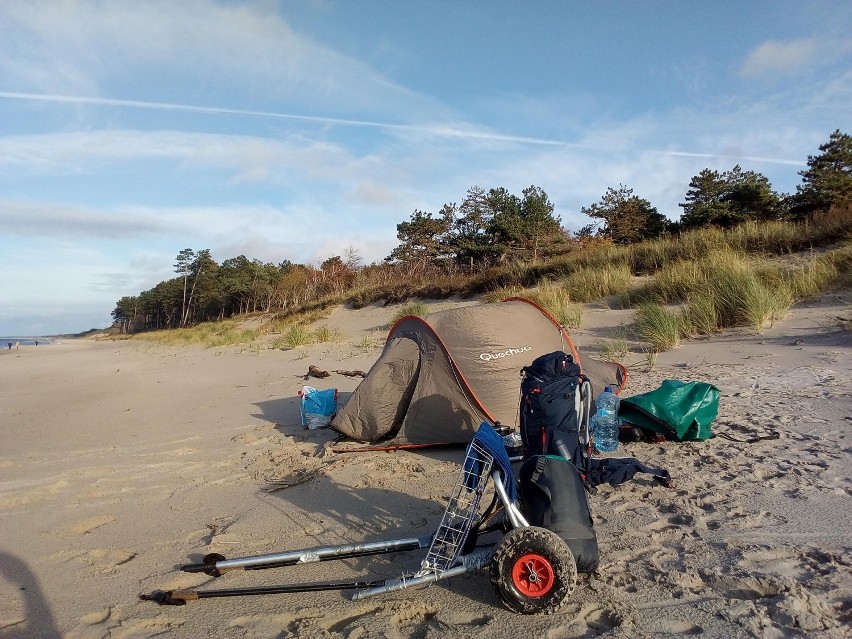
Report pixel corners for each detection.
[262,464,334,492]
[301,366,366,379]
[304,365,330,380]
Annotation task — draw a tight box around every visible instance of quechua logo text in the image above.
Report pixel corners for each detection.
[479,346,532,362]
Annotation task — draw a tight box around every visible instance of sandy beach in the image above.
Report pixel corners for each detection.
[1,296,850,638]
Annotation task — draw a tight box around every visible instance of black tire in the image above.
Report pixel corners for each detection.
[489,526,577,614]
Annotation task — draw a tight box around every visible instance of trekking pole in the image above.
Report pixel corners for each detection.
[141,578,388,606]
[180,537,429,576]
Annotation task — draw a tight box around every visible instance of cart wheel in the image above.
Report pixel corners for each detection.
[489,527,576,614]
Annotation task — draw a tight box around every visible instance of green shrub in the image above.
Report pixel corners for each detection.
[646,258,705,304]
[707,259,790,332]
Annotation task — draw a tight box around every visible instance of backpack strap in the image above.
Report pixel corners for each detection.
[528,456,554,527]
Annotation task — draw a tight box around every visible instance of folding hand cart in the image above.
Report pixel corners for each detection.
[142,423,579,614]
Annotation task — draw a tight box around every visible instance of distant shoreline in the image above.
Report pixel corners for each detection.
[1,337,55,347]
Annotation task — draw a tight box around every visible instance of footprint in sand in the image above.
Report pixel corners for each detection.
[440,611,493,628]
[67,515,116,535]
[66,609,186,639]
[228,611,314,635]
[569,603,624,634]
[637,514,691,538]
[651,619,704,635]
[111,614,186,635]
[0,479,71,508]
[727,509,788,532]
[389,600,439,628]
[321,606,383,633]
[228,613,296,628]
[648,545,684,572]
[64,606,117,639]
[78,607,112,625]
[705,571,788,600]
[738,548,814,580]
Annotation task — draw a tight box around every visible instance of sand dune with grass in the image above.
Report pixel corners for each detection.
[1,291,850,638]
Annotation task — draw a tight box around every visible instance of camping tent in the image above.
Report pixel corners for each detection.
[332,297,627,445]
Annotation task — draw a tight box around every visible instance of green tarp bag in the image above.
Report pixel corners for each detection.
[619,379,719,441]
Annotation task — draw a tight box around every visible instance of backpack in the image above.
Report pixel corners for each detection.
[519,454,599,572]
[519,351,589,470]
[519,351,671,489]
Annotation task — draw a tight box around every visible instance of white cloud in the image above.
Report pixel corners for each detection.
[0,200,176,238]
[1,2,849,338]
[740,37,827,78]
[0,1,448,121]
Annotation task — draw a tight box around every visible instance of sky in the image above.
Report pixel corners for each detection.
[1,1,850,336]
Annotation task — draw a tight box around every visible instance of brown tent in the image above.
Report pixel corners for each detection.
[332,297,627,445]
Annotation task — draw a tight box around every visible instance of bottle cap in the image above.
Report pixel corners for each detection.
[604,386,612,393]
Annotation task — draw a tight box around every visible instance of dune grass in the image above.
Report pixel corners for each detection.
[526,281,583,329]
[625,245,852,338]
[633,303,683,351]
[560,263,632,303]
[391,301,430,324]
[681,295,718,337]
[597,325,629,361]
[136,320,263,347]
[313,325,343,343]
[357,332,382,351]
[480,285,524,304]
[271,324,314,349]
[127,212,852,350]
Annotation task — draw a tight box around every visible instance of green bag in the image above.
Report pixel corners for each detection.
[619,380,719,441]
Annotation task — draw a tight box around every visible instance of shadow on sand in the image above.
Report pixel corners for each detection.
[190,392,497,607]
[0,550,60,639]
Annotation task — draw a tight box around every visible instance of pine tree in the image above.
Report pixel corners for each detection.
[792,129,852,218]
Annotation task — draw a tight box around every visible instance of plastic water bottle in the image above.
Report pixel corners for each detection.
[593,386,620,452]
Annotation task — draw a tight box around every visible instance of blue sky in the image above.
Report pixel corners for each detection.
[1,0,850,336]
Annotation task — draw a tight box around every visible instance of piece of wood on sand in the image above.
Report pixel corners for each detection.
[304,365,331,380]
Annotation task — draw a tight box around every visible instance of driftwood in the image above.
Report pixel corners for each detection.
[301,366,367,380]
[304,365,330,380]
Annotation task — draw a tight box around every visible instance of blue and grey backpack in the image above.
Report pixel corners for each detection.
[519,351,590,471]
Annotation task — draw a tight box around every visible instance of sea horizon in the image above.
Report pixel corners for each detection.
[1,337,55,346]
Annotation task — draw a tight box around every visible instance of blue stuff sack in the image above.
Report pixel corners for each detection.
[299,386,338,430]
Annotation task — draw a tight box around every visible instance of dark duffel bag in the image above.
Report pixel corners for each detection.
[518,454,599,573]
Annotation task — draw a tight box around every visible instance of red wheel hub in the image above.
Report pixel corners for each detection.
[511,553,555,597]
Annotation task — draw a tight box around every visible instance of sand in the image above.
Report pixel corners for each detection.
[0,295,850,639]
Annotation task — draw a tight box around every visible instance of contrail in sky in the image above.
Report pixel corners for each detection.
[0,91,805,165]
[0,91,573,147]
[662,150,804,166]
